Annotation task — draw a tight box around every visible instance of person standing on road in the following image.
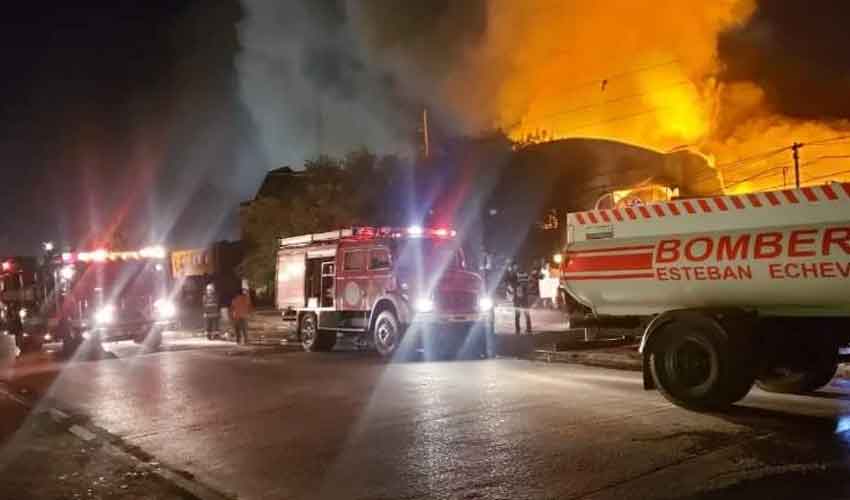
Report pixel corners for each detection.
[7,304,24,351]
[230,288,253,345]
[505,263,532,334]
[479,246,496,356]
[202,283,220,340]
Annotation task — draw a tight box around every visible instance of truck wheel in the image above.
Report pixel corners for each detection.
[136,328,163,350]
[649,316,755,411]
[148,329,163,350]
[558,290,569,312]
[373,310,402,359]
[756,364,838,394]
[62,334,82,357]
[300,314,335,352]
[756,342,839,394]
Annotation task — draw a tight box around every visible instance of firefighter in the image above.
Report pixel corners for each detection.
[505,262,532,334]
[230,288,253,345]
[7,304,24,351]
[479,246,496,356]
[202,283,220,340]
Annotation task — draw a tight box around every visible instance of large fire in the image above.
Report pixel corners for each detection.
[461,0,850,193]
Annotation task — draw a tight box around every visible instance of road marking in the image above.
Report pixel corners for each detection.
[48,408,70,423]
[68,424,96,441]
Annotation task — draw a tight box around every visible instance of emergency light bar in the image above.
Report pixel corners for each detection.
[62,245,167,263]
[355,226,456,239]
[279,226,457,248]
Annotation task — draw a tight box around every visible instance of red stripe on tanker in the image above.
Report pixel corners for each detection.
[565,252,653,273]
[801,187,817,202]
[569,244,655,255]
[731,196,745,209]
[822,185,838,200]
[564,272,655,281]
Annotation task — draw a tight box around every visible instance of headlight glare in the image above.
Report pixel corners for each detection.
[414,297,434,313]
[94,305,115,325]
[478,296,494,311]
[153,298,176,319]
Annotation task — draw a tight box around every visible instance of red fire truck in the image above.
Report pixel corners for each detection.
[0,257,51,351]
[55,246,177,352]
[276,226,493,359]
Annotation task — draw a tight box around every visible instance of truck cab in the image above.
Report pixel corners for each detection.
[54,246,177,352]
[0,257,51,351]
[277,226,492,360]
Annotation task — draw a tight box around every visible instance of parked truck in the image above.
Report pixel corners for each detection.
[560,182,850,410]
[0,257,51,351]
[55,246,177,353]
[171,241,242,308]
[276,226,493,359]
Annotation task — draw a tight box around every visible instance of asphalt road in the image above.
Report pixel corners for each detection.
[26,336,850,500]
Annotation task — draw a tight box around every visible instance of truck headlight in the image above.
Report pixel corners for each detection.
[478,296,494,311]
[153,299,176,319]
[94,305,115,325]
[18,308,28,319]
[414,297,434,313]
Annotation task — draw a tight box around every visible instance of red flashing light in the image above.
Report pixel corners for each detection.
[1,261,12,272]
[354,227,376,239]
[348,226,457,240]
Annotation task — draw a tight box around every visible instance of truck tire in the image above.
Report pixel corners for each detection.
[756,363,838,394]
[756,341,839,394]
[147,328,163,350]
[373,310,403,359]
[62,333,82,357]
[300,314,335,352]
[649,315,755,411]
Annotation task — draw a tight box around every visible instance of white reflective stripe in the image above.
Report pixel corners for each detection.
[568,248,654,257]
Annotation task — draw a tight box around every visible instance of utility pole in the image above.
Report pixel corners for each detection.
[422,108,430,159]
[791,142,803,188]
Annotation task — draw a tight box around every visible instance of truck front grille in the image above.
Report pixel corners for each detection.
[435,291,477,312]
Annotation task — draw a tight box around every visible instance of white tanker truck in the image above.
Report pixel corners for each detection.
[560,182,850,410]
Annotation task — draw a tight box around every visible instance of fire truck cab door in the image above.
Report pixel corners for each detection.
[337,245,370,311]
[366,247,392,307]
[276,251,307,310]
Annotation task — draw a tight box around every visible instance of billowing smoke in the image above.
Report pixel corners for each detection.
[236,0,490,166]
[719,1,850,122]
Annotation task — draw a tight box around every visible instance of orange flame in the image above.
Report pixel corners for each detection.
[453,0,850,193]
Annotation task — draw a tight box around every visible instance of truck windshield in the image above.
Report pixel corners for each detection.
[393,238,464,272]
[71,260,167,304]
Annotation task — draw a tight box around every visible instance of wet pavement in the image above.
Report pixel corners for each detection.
[9,333,850,500]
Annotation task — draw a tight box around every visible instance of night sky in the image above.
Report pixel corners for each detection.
[0,1,266,255]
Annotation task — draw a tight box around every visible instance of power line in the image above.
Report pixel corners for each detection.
[550,105,673,136]
[723,166,788,189]
[542,59,682,99]
[723,155,850,191]
[803,154,850,163]
[527,80,694,123]
[803,168,850,184]
[714,146,791,169]
[805,134,850,146]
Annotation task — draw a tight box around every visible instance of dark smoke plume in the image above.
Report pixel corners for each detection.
[718,0,850,121]
[236,0,489,167]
